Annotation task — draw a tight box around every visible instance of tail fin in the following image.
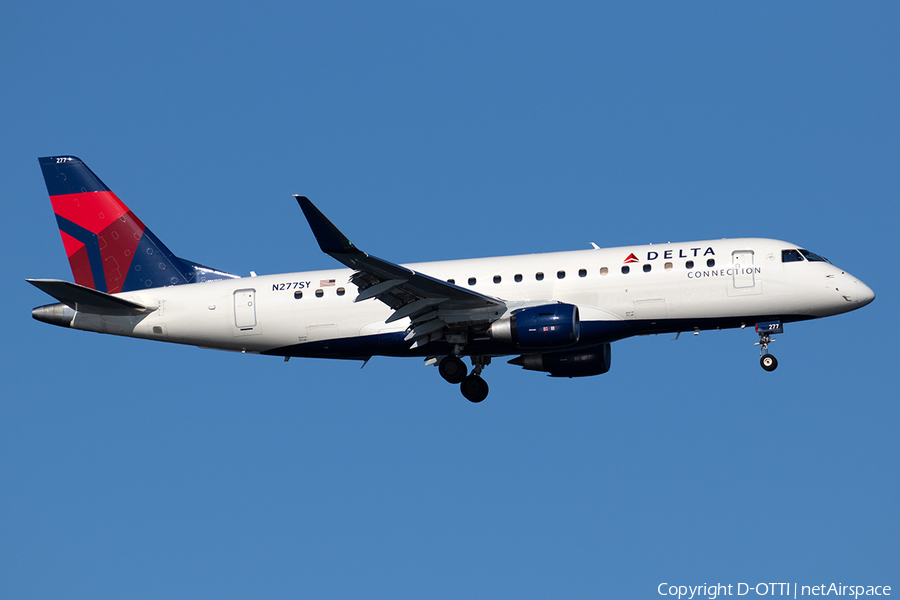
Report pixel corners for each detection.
[38,156,237,292]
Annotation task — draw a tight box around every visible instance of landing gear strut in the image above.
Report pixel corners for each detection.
[460,356,490,403]
[755,321,782,372]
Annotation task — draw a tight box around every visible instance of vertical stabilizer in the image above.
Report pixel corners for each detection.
[38,156,236,292]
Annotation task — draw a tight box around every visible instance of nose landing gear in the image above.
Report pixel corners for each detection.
[755,320,783,372]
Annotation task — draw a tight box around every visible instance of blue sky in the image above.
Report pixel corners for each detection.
[2,2,897,598]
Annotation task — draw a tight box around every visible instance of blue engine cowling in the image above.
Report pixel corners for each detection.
[489,303,580,349]
[508,344,611,378]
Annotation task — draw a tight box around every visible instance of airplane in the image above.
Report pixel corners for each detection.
[29,156,875,402]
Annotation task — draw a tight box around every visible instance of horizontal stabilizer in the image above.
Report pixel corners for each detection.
[27,279,155,315]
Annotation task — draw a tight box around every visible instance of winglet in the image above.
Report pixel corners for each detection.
[294,195,357,254]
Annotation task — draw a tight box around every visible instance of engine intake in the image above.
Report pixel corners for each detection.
[489,303,580,349]
[508,344,612,378]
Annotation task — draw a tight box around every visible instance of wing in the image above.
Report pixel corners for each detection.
[295,196,507,348]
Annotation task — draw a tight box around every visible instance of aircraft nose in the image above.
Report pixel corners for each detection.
[856,280,875,307]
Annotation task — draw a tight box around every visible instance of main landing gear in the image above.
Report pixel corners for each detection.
[754,320,783,372]
[438,355,467,384]
[438,355,490,403]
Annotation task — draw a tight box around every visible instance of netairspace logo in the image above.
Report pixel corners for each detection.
[657,582,892,599]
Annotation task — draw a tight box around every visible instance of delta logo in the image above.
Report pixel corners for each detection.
[624,247,717,263]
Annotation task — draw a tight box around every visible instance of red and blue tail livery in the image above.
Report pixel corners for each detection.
[39,156,236,293]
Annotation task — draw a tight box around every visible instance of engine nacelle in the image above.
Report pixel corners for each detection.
[489,303,580,349]
[508,344,612,378]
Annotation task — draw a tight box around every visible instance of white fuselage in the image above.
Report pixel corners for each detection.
[65,237,873,360]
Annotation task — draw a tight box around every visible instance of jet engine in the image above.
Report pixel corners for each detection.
[508,344,612,378]
[489,303,580,349]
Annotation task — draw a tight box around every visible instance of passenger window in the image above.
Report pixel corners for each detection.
[686,261,694,269]
[621,266,630,274]
[493,275,501,284]
[447,279,455,284]
[665,262,673,271]
[600,267,609,276]
[337,287,345,296]
[315,289,324,298]
[294,291,303,299]
[468,277,476,285]
[643,264,651,273]
[514,274,523,283]
[557,271,566,279]
[782,249,804,262]
[536,272,544,281]
[578,269,587,277]
[707,259,715,267]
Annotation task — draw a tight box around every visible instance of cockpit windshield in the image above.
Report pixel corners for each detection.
[799,249,830,263]
[782,248,831,263]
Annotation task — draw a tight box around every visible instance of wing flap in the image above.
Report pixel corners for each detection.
[404,317,446,341]
[354,278,408,303]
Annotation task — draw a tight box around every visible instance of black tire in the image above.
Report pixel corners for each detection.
[760,354,778,372]
[460,375,489,403]
[438,356,467,384]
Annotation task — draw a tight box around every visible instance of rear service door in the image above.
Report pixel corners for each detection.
[234,289,257,329]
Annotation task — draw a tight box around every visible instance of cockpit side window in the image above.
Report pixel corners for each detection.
[799,249,830,263]
[782,249,804,262]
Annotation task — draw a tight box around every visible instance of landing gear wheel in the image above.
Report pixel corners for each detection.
[438,356,467,384]
[460,375,489,403]
[760,354,778,372]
